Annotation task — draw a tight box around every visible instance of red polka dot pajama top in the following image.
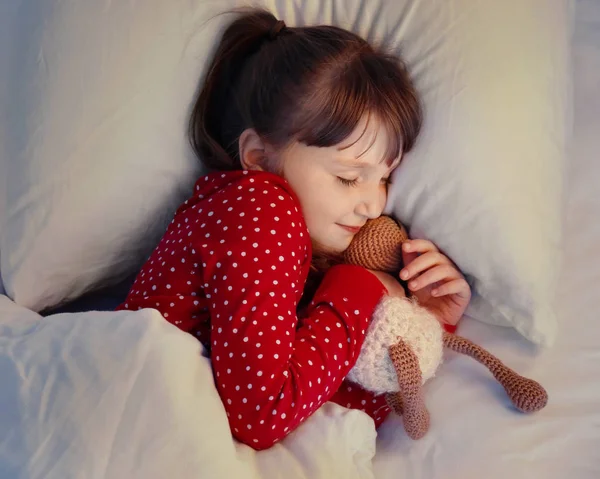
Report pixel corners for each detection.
[117,169,392,450]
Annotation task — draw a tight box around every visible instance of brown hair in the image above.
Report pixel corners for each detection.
[189,8,422,171]
[189,9,422,308]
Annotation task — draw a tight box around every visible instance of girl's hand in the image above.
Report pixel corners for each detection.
[399,239,471,327]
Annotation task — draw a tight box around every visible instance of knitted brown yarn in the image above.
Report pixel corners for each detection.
[443,332,548,412]
[385,392,404,415]
[344,216,408,274]
[388,340,430,439]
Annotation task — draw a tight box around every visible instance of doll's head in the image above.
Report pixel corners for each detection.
[343,215,409,274]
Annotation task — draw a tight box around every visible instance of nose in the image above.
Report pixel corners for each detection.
[355,185,386,219]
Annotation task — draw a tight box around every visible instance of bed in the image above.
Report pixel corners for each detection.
[1,1,598,478]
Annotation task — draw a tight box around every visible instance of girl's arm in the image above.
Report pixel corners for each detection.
[197,176,386,450]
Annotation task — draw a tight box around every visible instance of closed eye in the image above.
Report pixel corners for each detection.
[337,177,358,187]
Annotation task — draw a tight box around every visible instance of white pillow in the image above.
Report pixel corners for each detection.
[0,0,217,310]
[383,0,571,346]
[0,1,18,278]
[1,0,570,346]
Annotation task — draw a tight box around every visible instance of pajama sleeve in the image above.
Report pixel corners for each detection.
[195,174,386,450]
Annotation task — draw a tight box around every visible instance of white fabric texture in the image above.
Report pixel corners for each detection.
[347,296,443,394]
[373,2,600,476]
[0,295,377,479]
[382,0,571,346]
[0,1,18,253]
[1,0,211,311]
[0,1,570,350]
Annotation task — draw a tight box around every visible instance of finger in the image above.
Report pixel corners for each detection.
[431,278,471,299]
[407,264,461,291]
[402,239,439,254]
[400,251,451,281]
[401,249,420,271]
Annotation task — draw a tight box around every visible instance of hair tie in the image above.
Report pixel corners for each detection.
[268,20,286,40]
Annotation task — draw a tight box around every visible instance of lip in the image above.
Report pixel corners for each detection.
[337,224,363,234]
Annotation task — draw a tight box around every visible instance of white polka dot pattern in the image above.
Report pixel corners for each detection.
[117,170,390,450]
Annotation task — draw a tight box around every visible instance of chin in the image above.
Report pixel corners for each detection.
[324,237,352,255]
[311,236,348,259]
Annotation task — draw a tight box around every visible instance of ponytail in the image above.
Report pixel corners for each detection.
[189,9,285,170]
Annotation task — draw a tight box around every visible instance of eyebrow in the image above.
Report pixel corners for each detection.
[335,156,402,171]
[335,158,371,168]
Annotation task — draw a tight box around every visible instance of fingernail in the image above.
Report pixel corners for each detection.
[401,270,408,279]
[432,289,439,296]
[409,281,417,289]
[403,243,411,251]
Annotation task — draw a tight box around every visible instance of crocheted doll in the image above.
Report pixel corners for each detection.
[343,216,548,440]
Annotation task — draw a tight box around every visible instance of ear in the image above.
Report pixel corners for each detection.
[239,128,267,171]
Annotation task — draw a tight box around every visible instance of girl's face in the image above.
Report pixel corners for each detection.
[277,116,400,254]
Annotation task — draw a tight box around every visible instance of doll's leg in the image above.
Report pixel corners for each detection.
[385,392,403,415]
[388,340,430,439]
[442,332,548,412]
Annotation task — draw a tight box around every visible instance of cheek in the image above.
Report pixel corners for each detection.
[380,188,388,209]
[327,194,350,219]
[283,175,326,225]
[299,190,341,237]
[280,159,351,228]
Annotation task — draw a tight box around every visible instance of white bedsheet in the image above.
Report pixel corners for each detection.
[0,297,377,479]
[372,0,600,477]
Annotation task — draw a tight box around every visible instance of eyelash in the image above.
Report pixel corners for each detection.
[337,177,358,187]
[336,177,392,188]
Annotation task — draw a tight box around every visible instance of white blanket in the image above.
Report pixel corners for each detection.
[0,296,376,479]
